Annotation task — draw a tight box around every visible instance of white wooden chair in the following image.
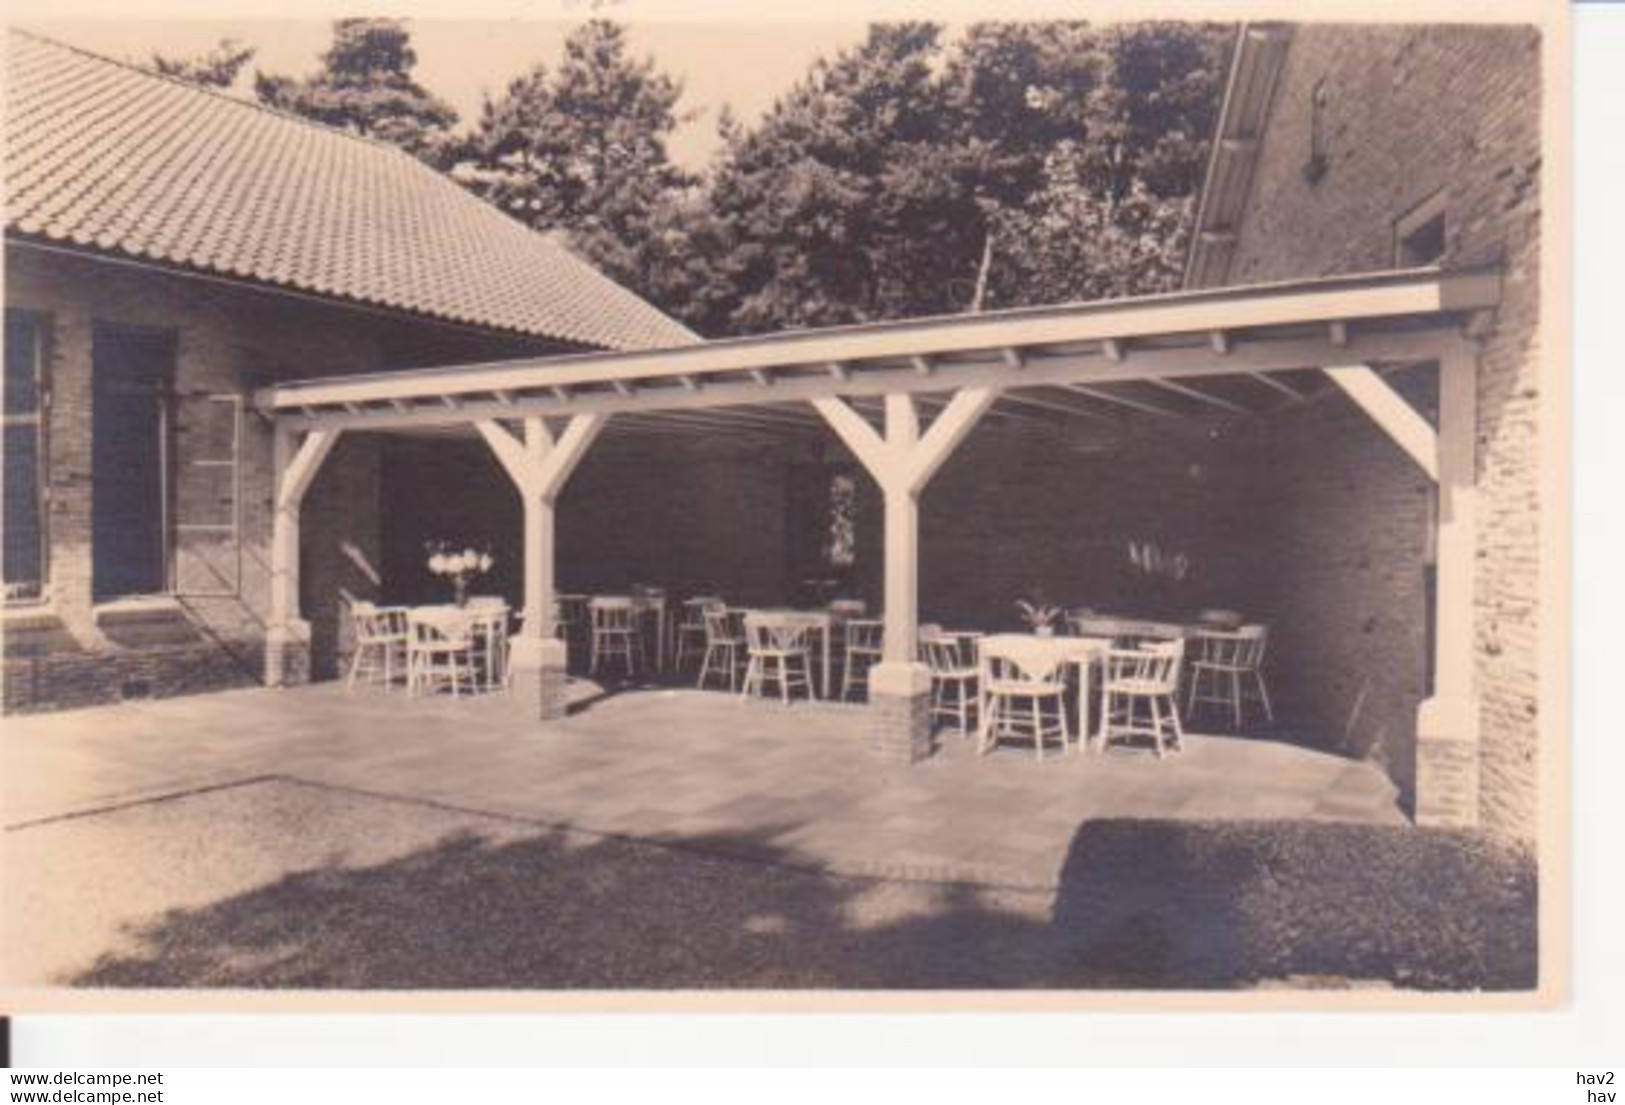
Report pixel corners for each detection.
[554,594,589,645]
[829,597,868,618]
[741,612,816,703]
[588,596,639,677]
[675,595,724,670]
[839,618,885,701]
[1186,624,1274,728]
[407,608,477,698]
[978,636,1071,759]
[921,628,980,737]
[465,600,510,691]
[696,603,746,691]
[346,601,409,690]
[1101,639,1186,757]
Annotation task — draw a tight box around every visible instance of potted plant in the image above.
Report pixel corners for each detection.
[1016,594,1064,637]
[426,541,494,608]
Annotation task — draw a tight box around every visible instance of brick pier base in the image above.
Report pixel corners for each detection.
[867,660,934,763]
[1414,695,1481,828]
[510,636,570,721]
[264,624,312,689]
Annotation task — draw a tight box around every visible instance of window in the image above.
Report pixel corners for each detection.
[172,393,244,597]
[1395,192,1448,267]
[91,324,176,601]
[3,311,48,602]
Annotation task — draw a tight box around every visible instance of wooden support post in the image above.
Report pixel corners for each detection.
[1324,364,1439,479]
[477,413,605,719]
[266,425,340,687]
[1415,344,1480,827]
[812,386,997,760]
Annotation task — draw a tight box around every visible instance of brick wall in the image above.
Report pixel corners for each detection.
[2,245,562,711]
[377,430,811,610]
[1218,25,1543,836]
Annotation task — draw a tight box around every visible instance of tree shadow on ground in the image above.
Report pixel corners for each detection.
[69,809,1536,991]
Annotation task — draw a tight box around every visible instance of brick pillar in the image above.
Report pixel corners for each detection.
[1415,701,1480,827]
[868,660,933,763]
[264,621,312,687]
[510,635,570,721]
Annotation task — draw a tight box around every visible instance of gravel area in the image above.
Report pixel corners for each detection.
[2,779,1535,990]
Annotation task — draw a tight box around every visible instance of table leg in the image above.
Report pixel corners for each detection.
[1076,659,1090,756]
[1096,657,1109,750]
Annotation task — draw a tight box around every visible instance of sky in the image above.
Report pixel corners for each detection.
[23,19,874,171]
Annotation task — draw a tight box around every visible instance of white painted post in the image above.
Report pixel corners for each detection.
[476,414,604,719]
[812,387,998,759]
[1415,343,1480,826]
[521,497,556,639]
[266,425,341,687]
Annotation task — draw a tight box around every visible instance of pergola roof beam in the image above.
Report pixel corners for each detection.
[1061,383,1178,418]
[258,268,1499,420]
[1147,377,1253,414]
[273,327,1470,434]
[998,391,1114,423]
[1249,371,1308,402]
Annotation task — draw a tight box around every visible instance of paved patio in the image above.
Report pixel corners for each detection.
[3,679,1402,889]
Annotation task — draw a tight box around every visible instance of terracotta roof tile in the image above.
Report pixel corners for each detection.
[3,30,698,351]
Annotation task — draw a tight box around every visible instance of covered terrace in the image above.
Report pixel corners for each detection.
[254,266,1499,827]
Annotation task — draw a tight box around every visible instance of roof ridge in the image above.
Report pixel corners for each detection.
[6,27,450,174]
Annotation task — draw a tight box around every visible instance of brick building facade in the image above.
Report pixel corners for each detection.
[1188,25,1543,838]
[1,31,693,710]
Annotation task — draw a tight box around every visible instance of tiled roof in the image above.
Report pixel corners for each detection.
[3,30,698,351]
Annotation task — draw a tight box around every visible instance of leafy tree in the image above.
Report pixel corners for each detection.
[695,21,1231,334]
[704,23,949,332]
[254,19,458,163]
[150,38,255,89]
[453,20,693,299]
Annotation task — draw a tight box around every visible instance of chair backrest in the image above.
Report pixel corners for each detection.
[829,598,867,617]
[702,603,740,644]
[554,595,589,626]
[352,602,407,644]
[466,604,509,633]
[1238,624,1268,666]
[1106,639,1184,691]
[408,608,472,647]
[920,632,970,674]
[590,596,637,632]
[681,596,724,627]
[979,637,1068,685]
[844,618,884,654]
[1194,626,1266,668]
[743,612,810,653]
